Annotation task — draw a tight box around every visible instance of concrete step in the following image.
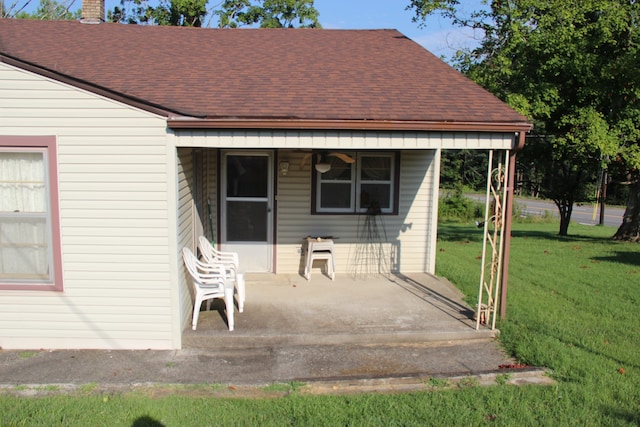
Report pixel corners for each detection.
[183,328,499,350]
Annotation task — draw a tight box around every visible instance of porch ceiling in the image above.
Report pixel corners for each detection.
[173,130,520,151]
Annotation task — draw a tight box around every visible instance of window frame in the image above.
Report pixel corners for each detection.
[0,136,63,291]
[312,151,400,215]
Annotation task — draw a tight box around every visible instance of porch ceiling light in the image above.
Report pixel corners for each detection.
[315,162,331,174]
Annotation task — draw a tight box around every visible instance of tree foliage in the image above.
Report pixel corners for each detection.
[440,149,488,191]
[409,0,640,238]
[107,0,320,27]
[3,0,320,27]
[215,0,320,28]
[1,0,79,19]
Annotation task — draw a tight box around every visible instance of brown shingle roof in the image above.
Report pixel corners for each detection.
[0,19,530,131]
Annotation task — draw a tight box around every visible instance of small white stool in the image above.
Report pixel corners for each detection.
[304,238,336,281]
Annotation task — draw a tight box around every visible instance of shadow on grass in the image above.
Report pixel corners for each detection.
[437,223,612,245]
[509,229,616,243]
[132,416,165,427]
[437,222,484,243]
[603,407,640,426]
[592,251,640,267]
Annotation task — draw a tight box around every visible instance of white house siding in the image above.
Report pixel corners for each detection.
[195,149,218,245]
[176,147,197,334]
[0,63,180,350]
[176,148,226,333]
[205,149,219,244]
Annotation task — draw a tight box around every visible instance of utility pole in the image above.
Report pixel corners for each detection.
[599,168,607,226]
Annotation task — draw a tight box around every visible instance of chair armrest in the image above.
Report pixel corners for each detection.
[195,259,226,275]
[212,251,239,268]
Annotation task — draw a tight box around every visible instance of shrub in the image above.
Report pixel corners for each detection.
[438,187,483,221]
[439,190,557,224]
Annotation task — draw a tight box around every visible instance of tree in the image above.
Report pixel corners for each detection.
[2,0,79,19]
[441,149,488,191]
[31,0,80,19]
[2,0,321,26]
[109,0,208,26]
[107,0,320,28]
[408,0,637,237]
[521,109,616,235]
[612,106,640,241]
[215,0,320,28]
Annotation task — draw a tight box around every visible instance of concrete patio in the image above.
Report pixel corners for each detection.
[184,272,495,346]
[180,272,519,384]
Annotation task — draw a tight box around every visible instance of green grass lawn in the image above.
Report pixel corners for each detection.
[1,222,639,426]
[436,221,640,425]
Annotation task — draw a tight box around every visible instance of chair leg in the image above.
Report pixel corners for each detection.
[304,263,311,281]
[224,286,235,331]
[304,250,312,281]
[236,273,245,313]
[192,297,203,331]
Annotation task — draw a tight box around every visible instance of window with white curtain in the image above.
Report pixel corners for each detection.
[0,137,62,290]
[313,152,398,214]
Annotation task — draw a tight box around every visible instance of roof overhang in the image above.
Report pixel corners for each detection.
[2,54,533,135]
[167,118,533,133]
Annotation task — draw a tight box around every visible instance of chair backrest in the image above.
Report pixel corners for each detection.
[198,236,239,270]
[183,246,226,287]
[182,247,200,280]
[197,236,215,263]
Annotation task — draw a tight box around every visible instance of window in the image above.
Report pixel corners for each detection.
[0,136,63,291]
[313,152,398,214]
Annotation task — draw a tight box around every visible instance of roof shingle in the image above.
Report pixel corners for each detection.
[0,19,530,130]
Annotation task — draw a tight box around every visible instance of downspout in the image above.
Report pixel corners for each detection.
[499,131,526,319]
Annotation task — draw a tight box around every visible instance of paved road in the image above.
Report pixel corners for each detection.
[515,198,623,228]
[467,194,624,228]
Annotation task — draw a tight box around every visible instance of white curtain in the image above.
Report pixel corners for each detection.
[0,151,50,281]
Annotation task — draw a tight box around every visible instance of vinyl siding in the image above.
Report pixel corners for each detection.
[176,148,196,333]
[176,148,220,332]
[203,150,218,243]
[0,63,179,350]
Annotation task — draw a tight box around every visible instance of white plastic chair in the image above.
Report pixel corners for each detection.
[198,236,245,312]
[182,247,234,331]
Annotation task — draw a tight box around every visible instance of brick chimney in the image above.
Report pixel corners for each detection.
[81,0,105,23]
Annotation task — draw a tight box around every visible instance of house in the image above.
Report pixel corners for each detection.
[0,7,531,350]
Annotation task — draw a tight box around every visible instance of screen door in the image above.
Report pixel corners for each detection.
[221,152,273,272]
